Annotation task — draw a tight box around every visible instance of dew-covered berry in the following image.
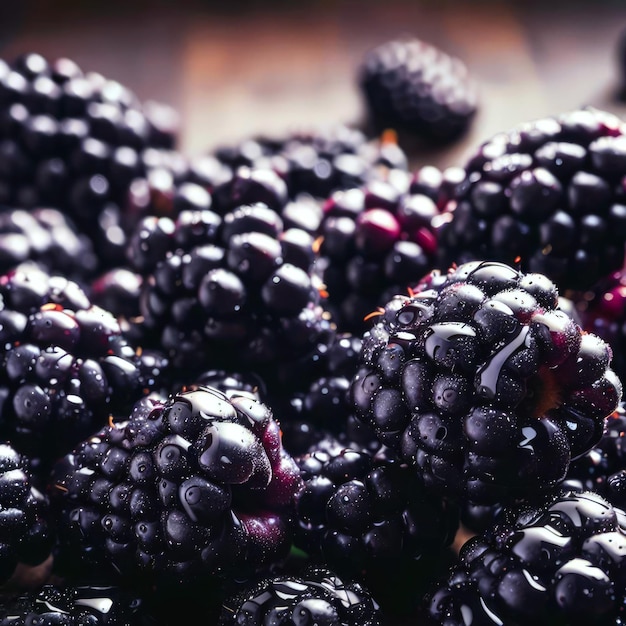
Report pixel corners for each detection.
[426,490,626,625]
[350,260,622,509]
[49,385,303,586]
[219,566,382,626]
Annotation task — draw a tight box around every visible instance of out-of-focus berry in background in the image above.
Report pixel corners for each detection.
[1,0,625,169]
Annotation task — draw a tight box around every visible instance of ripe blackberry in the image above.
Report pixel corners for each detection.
[0,52,180,267]
[426,489,626,625]
[0,583,153,625]
[358,37,478,143]
[128,201,334,388]
[49,385,303,585]
[293,440,459,613]
[437,107,626,291]
[350,260,622,508]
[0,442,51,584]
[0,207,97,281]
[219,566,382,626]
[0,265,162,477]
[317,172,443,334]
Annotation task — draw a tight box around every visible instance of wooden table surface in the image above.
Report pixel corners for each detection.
[1,0,625,172]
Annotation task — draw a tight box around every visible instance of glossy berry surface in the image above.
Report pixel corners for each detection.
[437,107,626,291]
[49,385,303,585]
[564,403,626,510]
[0,583,152,625]
[219,566,382,626]
[350,260,622,508]
[427,490,626,625]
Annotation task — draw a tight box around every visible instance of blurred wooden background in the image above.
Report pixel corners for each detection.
[0,0,625,170]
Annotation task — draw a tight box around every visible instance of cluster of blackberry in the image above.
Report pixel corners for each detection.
[0,38,624,626]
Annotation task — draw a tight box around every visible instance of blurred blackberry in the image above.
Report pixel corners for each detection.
[0,442,51,584]
[579,266,626,384]
[127,201,335,391]
[0,207,97,281]
[426,489,626,625]
[437,107,626,291]
[317,172,444,334]
[219,566,382,626]
[358,37,478,144]
[212,124,409,202]
[49,385,303,586]
[0,52,180,267]
[0,265,164,477]
[0,583,153,625]
[294,440,458,614]
[350,260,622,509]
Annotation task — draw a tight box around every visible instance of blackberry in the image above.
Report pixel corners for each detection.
[0,207,97,281]
[317,172,443,334]
[49,385,303,585]
[437,107,626,291]
[350,260,622,508]
[426,489,626,625]
[0,442,51,584]
[0,265,162,477]
[0,52,179,267]
[219,566,382,626]
[293,440,459,613]
[128,201,334,388]
[358,37,478,144]
[0,583,153,625]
